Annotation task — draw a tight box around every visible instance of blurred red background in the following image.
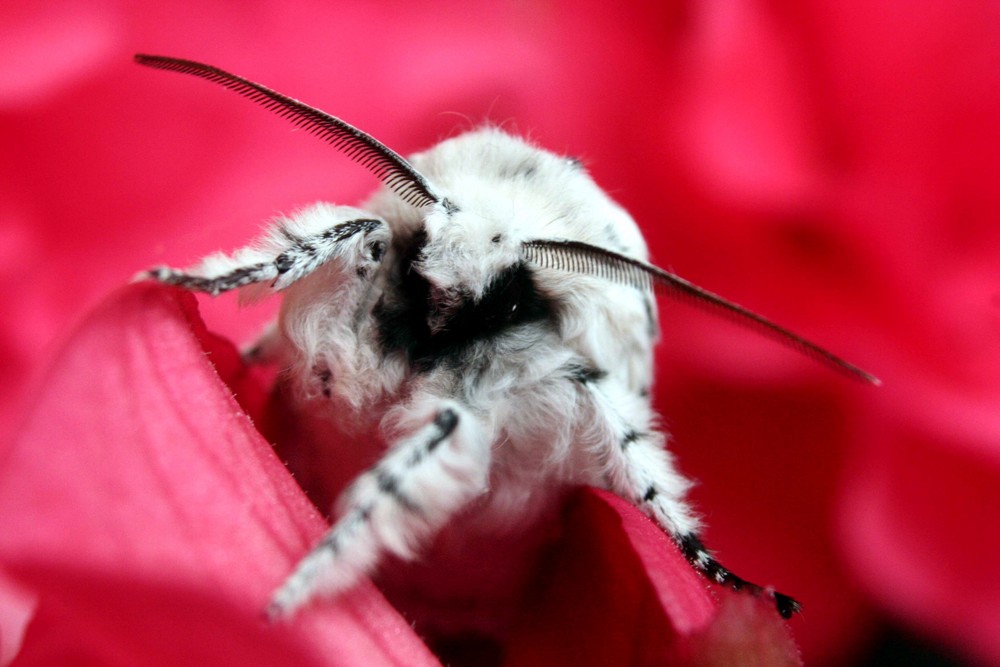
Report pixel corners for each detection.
[2,1,998,665]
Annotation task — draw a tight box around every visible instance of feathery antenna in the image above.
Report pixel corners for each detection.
[134,54,440,208]
[523,239,880,384]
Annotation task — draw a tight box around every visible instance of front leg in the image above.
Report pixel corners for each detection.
[141,203,389,296]
[267,398,492,620]
[571,366,802,618]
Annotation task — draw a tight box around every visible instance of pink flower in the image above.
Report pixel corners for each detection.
[3,1,999,664]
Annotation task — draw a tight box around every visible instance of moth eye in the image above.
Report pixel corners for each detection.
[491,234,502,244]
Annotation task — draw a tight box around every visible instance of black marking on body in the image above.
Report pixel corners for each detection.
[603,223,620,247]
[678,534,801,619]
[773,593,801,619]
[498,158,538,180]
[567,363,607,385]
[374,227,432,354]
[621,429,642,450]
[430,409,458,450]
[356,504,372,522]
[374,227,556,372]
[410,261,554,370]
[274,218,381,274]
[274,254,296,273]
[404,409,459,468]
[154,217,383,295]
[155,265,267,293]
[315,368,332,398]
[642,296,657,338]
[642,485,658,502]
[368,238,386,262]
[376,471,420,512]
[321,532,340,554]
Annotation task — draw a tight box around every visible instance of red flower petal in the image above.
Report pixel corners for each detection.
[505,488,800,667]
[842,372,1000,667]
[666,595,802,667]
[656,369,879,663]
[0,3,117,108]
[671,0,820,209]
[0,283,438,666]
[8,564,326,667]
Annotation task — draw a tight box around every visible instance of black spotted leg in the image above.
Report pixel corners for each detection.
[266,400,491,620]
[142,205,389,296]
[569,364,801,619]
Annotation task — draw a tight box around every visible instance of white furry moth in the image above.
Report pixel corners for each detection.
[135,54,878,622]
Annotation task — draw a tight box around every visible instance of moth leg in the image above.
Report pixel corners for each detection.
[571,367,801,618]
[142,205,389,296]
[267,399,491,620]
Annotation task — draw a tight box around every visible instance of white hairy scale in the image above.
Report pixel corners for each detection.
[275,131,697,611]
[149,125,796,628]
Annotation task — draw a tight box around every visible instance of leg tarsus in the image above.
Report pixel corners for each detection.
[573,371,800,620]
[678,532,801,618]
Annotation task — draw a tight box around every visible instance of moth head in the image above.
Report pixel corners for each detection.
[405,127,614,309]
[417,205,520,296]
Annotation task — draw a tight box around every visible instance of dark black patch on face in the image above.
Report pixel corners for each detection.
[374,227,432,354]
[373,229,555,371]
[412,262,553,368]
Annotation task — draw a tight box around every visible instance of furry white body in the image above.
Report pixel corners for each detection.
[159,129,702,617]
[280,129,700,614]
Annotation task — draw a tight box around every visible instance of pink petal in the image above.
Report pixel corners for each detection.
[658,372,876,664]
[8,564,324,667]
[842,372,1000,666]
[0,3,118,108]
[505,488,799,666]
[666,596,801,667]
[0,283,437,666]
[670,0,820,209]
[504,489,712,666]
